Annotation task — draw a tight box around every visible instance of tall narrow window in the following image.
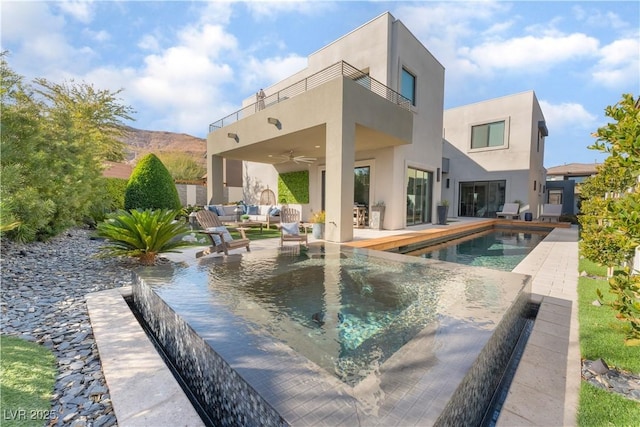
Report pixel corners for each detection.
[401,68,416,106]
[471,121,505,149]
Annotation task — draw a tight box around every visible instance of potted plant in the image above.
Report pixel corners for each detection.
[437,200,449,225]
[370,201,385,230]
[241,214,250,223]
[311,210,325,239]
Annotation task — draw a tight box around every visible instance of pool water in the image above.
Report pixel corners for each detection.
[404,229,548,271]
[133,243,533,425]
[203,248,446,385]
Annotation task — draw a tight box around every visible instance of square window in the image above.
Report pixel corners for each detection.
[471,121,505,149]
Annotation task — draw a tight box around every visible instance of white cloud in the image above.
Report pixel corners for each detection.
[244,0,335,20]
[539,100,597,135]
[461,33,600,74]
[83,28,110,42]
[592,37,640,89]
[56,0,95,24]
[0,2,65,42]
[572,5,629,31]
[138,34,160,52]
[240,54,307,92]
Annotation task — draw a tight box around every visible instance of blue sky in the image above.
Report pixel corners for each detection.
[2,1,638,167]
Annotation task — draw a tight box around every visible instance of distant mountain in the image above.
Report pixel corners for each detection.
[120,126,206,164]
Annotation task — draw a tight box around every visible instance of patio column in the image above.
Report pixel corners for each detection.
[325,120,355,242]
[209,155,225,204]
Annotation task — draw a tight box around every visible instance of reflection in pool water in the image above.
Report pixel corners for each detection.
[203,248,446,385]
[404,229,548,271]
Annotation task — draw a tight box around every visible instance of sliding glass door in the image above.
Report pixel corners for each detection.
[459,180,506,217]
[406,167,432,225]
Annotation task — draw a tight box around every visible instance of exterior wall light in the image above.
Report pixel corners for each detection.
[227,132,238,142]
[267,117,281,129]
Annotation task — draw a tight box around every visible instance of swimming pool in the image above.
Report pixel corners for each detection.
[403,229,549,271]
[132,243,533,426]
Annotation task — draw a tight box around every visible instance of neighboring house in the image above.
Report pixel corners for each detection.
[206,12,445,242]
[546,162,600,214]
[441,91,548,219]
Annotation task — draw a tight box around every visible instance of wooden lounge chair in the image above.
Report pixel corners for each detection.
[195,210,250,257]
[540,204,562,222]
[279,207,308,248]
[496,203,520,219]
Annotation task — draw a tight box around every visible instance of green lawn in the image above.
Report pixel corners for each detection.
[577,258,640,426]
[578,383,640,427]
[0,335,57,427]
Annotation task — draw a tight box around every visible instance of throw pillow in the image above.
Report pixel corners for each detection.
[269,207,281,216]
[281,222,299,236]
[247,205,259,215]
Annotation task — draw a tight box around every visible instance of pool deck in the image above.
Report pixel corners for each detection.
[87,217,579,426]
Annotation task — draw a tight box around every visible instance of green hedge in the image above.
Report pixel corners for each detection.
[278,170,309,203]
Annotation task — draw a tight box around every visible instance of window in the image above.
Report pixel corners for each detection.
[401,68,416,106]
[471,121,505,149]
[549,190,563,205]
[459,180,505,218]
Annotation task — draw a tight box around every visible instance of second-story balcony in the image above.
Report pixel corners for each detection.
[209,61,412,133]
[206,60,414,167]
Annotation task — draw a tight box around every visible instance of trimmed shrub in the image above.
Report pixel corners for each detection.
[124,154,181,210]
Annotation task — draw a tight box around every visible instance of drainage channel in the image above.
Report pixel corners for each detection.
[125,297,216,427]
[480,303,539,427]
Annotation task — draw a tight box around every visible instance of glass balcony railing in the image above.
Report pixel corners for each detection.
[208,61,412,133]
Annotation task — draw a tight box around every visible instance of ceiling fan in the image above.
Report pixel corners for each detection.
[272,150,316,164]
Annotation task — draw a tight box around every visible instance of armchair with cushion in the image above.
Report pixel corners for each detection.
[279,207,308,247]
[195,210,250,257]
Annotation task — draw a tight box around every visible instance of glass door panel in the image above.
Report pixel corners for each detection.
[406,167,432,225]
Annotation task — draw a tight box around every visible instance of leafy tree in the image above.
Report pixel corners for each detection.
[124,153,181,210]
[156,151,206,181]
[96,208,190,265]
[0,53,134,242]
[580,93,640,344]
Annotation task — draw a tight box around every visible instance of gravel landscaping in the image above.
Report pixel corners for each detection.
[1,228,138,427]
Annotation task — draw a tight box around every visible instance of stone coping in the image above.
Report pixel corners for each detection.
[86,287,204,427]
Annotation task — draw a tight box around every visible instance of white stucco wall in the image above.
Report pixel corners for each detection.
[442,91,547,218]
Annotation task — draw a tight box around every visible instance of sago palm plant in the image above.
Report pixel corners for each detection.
[96,208,191,265]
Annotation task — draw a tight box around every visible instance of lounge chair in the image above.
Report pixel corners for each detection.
[195,210,250,257]
[279,207,308,248]
[496,203,520,219]
[540,204,562,222]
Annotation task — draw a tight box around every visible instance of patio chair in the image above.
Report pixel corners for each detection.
[195,210,250,257]
[496,203,520,219]
[279,207,308,248]
[540,204,562,222]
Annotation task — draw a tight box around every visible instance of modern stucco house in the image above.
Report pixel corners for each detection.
[206,12,444,242]
[205,12,547,242]
[441,91,548,219]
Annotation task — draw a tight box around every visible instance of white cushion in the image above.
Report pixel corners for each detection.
[206,226,233,246]
[281,222,299,236]
[259,205,272,216]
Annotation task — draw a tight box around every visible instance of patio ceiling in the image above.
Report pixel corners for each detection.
[214,123,408,165]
